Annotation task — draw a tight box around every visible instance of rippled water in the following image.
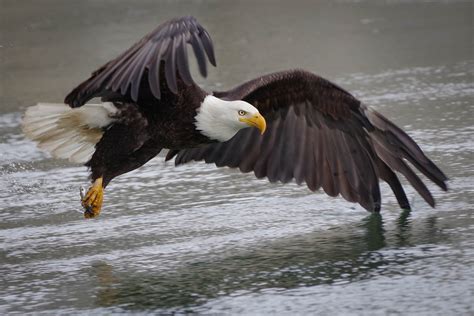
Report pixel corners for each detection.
[1,1,473,314]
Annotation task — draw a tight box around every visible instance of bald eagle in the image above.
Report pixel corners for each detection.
[23,16,447,218]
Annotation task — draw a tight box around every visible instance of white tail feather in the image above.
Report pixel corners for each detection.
[22,102,118,163]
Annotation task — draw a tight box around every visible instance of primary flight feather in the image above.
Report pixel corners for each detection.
[22,16,447,218]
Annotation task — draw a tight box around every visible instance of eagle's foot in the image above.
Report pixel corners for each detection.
[81,177,104,219]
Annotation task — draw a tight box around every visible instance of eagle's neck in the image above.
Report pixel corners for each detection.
[194,95,241,142]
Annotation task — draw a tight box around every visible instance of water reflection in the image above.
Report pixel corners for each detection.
[88,213,438,312]
[361,213,385,251]
[395,209,411,247]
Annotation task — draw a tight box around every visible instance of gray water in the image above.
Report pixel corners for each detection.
[1,0,473,314]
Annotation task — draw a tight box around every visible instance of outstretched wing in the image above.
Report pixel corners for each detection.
[168,69,448,212]
[65,16,216,107]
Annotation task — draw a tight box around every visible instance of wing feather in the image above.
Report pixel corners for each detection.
[189,31,208,77]
[198,25,217,67]
[238,130,261,173]
[306,126,321,191]
[176,36,193,85]
[164,36,178,93]
[293,117,309,185]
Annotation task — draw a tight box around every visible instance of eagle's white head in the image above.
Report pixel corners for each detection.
[195,95,267,142]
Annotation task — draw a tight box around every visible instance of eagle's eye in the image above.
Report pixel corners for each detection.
[238,110,247,116]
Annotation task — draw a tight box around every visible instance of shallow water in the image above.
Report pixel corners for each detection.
[1,1,473,314]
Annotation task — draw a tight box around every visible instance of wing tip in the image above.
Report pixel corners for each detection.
[165,149,179,162]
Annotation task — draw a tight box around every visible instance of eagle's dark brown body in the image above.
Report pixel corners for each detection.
[87,71,211,186]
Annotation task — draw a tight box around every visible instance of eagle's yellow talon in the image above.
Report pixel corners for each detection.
[82,177,104,219]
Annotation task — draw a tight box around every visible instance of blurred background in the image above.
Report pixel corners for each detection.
[1,0,473,314]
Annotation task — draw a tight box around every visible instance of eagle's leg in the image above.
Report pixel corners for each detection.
[82,130,162,218]
[78,104,155,218]
[82,177,104,218]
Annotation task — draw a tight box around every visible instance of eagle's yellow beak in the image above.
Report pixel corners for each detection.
[239,113,267,134]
